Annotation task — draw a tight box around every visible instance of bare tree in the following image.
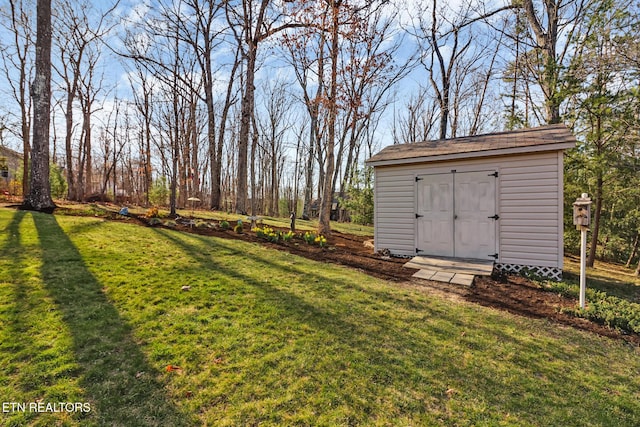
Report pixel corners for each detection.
[412,0,492,139]
[75,46,105,200]
[334,7,413,196]
[179,0,234,210]
[392,86,439,144]
[256,79,293,216]
[226,0,304,214]
[0,0,34,196]
[53,0,119,200]
[123,0,206,215]
[517,0,591,124]
[128,63,155,206]
[281,13,328,219]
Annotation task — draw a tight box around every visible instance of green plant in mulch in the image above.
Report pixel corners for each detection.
[253,225,280,243]
[302,231,316,245]
[281,231,295,243]
[234,220,243,234]
[219,220,230,230]
[542,281,640,335]
[302,231,327,247]
[148,217,162,226]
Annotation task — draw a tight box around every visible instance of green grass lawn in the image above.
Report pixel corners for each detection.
[1,208,639,426]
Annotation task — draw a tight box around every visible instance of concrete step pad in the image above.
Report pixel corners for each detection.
[404,256,494,276]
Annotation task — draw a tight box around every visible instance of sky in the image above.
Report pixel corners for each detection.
[0,0,515,167]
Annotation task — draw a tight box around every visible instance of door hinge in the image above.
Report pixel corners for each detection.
[488,214,500,220]
[415,213,424,218]
[415,176,423,182]
[488,171,499,177]
[416,248,423,253]
[488,253,499,259]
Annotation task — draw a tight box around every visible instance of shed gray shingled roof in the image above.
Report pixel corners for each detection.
[366,124,576,166]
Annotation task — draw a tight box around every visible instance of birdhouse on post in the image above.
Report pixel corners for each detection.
[573,193,592,309]
[573,193,592,230]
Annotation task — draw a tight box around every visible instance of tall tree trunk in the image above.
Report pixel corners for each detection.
[626,233,639,268]
[144,102,152,206]
[20,69,30,197]
[302,122,315,219]
[24,0,54,211]
[64,93,76,199]
[211,48,239,210]
[521,0,562,124]
[587,174,603,267]
[77,136,85,201]
[250,116,258,216]
[235,44,257,214]
[318,0,340,236]
[83,110,92,198]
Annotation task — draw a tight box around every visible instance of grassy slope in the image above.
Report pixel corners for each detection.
[1,208,639,426]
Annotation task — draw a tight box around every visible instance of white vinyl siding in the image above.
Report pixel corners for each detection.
[374,167,416,255]
[498,152,561,268]
[373,151,564,268]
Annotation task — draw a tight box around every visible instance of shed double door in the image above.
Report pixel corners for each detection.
[416,170,497,260]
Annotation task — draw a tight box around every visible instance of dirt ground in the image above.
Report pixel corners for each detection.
[12,203,640,347]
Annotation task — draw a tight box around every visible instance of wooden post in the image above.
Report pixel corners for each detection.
[579,226,587,309]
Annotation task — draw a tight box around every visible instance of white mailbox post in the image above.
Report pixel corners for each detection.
[573,193,592,309]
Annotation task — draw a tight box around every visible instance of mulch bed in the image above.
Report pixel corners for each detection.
[16,203,640,346]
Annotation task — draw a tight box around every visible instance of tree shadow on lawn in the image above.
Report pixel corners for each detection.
[149,228,637,425]
[31,212,193,426]
[1,211,42,391]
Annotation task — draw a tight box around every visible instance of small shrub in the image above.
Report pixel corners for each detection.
[219,220,230,230]
[148,217,162,226]
[234,220,243,234]
[164,220,177,228]
[519,267,547,282]
[145,207,160,219]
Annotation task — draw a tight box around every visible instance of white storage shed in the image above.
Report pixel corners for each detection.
[366,124,576,280]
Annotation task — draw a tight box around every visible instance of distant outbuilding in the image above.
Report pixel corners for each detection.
[366,124,576,280]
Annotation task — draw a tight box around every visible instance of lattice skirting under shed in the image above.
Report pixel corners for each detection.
[494,263,562,281]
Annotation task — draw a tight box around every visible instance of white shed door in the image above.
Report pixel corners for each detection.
[416,171,497,260]
[454,171,496,259]
[416,174,454,257]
